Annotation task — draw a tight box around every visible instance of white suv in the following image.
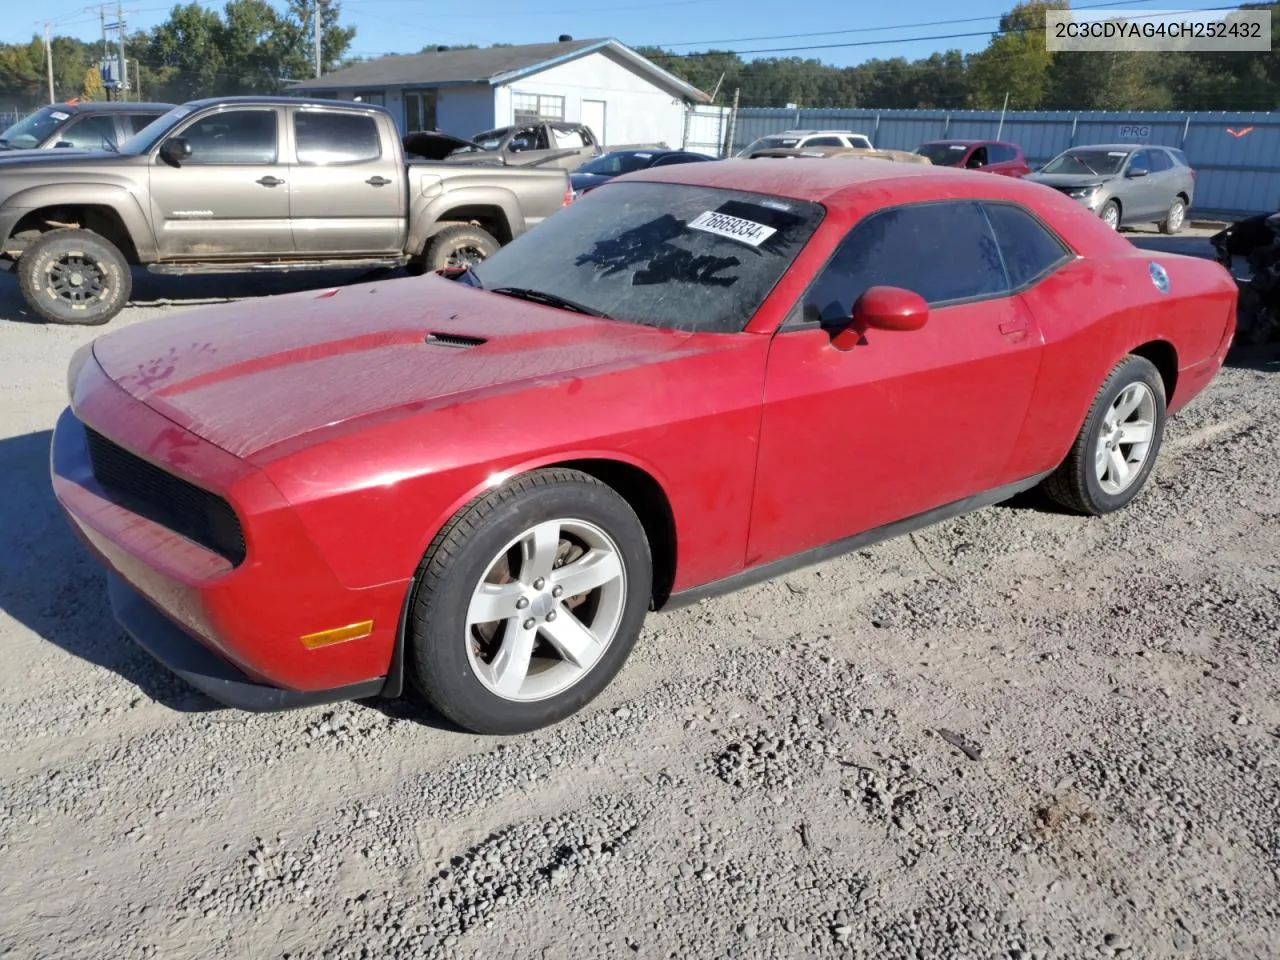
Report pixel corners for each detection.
[737,129,875,156]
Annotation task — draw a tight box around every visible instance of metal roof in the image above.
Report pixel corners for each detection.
[288,37,709,103]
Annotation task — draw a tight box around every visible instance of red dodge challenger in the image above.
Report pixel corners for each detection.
[51,159,1237,734]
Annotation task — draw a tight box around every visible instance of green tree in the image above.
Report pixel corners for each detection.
[967,0,1067,108]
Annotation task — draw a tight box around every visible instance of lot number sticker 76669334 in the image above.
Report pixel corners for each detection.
[687,210,778,247]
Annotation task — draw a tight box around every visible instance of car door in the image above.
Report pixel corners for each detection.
[1145,147,1179,215]
[1119,149,1160,219]
[148,105,293,258]
[287,106,405,254]
[745,198,1047,567]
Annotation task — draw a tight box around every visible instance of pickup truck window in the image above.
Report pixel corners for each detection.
[466,181,825,334]
[117,105,193,154]
[181,109,278,165]
[294,110,380,165]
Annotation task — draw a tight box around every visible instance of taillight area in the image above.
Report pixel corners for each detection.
[562,187,574,206]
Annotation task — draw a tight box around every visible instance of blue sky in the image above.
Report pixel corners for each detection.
[5,0,1225,67]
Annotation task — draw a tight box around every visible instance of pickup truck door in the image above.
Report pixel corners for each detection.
[286,105,406,255]
[148,105,294,258]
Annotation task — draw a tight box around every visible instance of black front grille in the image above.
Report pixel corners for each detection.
[84,426,246,566]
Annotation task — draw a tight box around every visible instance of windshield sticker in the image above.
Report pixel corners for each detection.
[1108,151,1127,156]
[635,152,652,158]
[949,144,965,150]
[688,210,777,247]
[50,111,70,121]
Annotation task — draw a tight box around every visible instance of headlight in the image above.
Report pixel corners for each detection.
[1068,185,1101,199]
[66,342,93,402]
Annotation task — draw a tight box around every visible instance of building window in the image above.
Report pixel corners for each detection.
[362,91,385,106]
[404,89,437,132]
[512,92,565,123]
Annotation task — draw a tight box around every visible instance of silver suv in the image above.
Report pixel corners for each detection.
[737,129,874,156]
[1025,143,1197,234]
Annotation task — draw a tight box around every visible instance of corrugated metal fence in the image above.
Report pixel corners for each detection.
[717,107,1280,220]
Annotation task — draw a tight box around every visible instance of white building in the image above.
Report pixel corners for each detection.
[289,37,710,149]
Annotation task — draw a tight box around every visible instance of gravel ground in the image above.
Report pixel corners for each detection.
[1,233,1278,960]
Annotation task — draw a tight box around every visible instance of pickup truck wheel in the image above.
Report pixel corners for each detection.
[418,224,501,274]
[17,228,131,326]
[407,468,652,735]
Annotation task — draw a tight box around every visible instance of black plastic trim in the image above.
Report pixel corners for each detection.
[108,573,386,712]
[661,471,1051,610]
[375,574,416,700]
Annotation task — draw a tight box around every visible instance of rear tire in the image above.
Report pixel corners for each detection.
[17,227,131,325]
[1159,197,1187,235]
[410,224,501,276]
[407,468,652,735]
[1042,355,1167,516]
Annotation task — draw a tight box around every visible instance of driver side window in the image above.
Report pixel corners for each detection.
[1127,149,1150,175]
[966,145,989,168]
[173,109,278,164]
[791,200,1008,328]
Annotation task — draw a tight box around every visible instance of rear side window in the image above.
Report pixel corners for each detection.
[989,143,1016,163]
[848,135,873,149]
[806,136,845,147]
[58,114,118,150]
[981,202,1072,289]
[798,199,1009,325]
[1149,149,1173,172]
[1169,148,1191,167]
[294,110,380,164]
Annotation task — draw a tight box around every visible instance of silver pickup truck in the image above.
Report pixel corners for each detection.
[0,96,572,325]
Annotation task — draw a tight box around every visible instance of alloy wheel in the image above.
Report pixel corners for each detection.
[1095,382,1157,494]
[464,518,627,701]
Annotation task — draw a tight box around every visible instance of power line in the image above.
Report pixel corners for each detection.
[654,0,1161,48]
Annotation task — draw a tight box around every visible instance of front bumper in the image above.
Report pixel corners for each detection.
[50,357,412,710]
[108,572,395,711]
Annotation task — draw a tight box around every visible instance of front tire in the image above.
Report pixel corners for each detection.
[407,468,653,734]
[1042,355,1167,515]
[1099,200,1121,230]
[17,227,132,325]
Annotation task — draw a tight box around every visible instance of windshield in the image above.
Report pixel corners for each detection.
[739,135,803,155]
[465,181,824,333]
[915,143,968,166]
[1041,148,1130,176]
[0,106,73,149]
[116,105,194,155]
[576,151,657,176]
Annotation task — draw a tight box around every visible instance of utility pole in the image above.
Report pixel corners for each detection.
[116,0,127,101]
[314,0,323,78]
[101,7,111,100]
[44,23,55,104]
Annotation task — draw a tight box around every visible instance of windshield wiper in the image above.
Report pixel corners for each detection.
[1071,155,1099,175]
[489,286,612,319]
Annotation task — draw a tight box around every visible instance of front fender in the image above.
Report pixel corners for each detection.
[0,181,156,260]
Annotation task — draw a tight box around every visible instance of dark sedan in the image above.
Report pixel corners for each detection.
[570,148,714,196]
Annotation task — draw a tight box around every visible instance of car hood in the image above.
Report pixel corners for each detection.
[1026,172,1110,188]
[89,274,692,462]
[402,131,495,162]
[0,147,116,167]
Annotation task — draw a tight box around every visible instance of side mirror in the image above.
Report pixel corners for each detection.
[54,140,74,149]
[1127,167,1148,178]
[159,137,192,165]
[832,286,929,350]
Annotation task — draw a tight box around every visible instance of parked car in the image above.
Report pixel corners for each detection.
[1210,210,1280,344]
[570,148,714,197]
[1025,143,1195,233]
[50,158,1237,735]
[745,146,930,164]
[0,100,174,153]
[914,139,1030,176]
[736,129,874,156]
[0,96,572,326]
[439,120,601,170]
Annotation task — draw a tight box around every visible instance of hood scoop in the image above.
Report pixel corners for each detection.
[425,331,487,348]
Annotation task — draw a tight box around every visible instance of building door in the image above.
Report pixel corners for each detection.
[582,99,606,145]
[404,90,437,133]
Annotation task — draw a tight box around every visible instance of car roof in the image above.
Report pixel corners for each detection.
[54,101,174,112]
[1066,143,1152,152]
[621,155,1022,203]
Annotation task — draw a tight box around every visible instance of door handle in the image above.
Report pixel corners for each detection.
[366,176,392,187]
[256,176,285,187]
[999,319,1028,343]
